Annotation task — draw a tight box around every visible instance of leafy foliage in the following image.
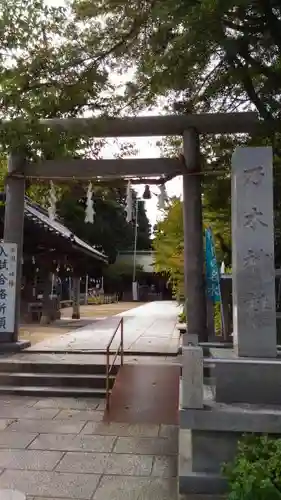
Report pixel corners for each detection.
[153,191,231,299]
[153,198,184,298]
[0,0,115,155]
[0,0,152,262]
[223,435,281,500]
[57,184,151,263]
[178,311,186,323]
[103,261,144,293]
[73,0,281,120]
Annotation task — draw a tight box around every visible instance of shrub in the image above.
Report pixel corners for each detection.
[178,311,186,323]
[223,435,281,499]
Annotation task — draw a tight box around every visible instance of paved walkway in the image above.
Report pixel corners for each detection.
[28,302,180,355]
[20,303,143,347]
[0,394,179,499]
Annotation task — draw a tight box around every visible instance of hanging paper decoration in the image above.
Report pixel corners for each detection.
[125,180,133,222]
[158,184,168,210]
[85,181,95,224]
[48,181,57,221]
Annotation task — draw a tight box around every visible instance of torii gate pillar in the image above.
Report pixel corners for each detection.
[182,129,207,343]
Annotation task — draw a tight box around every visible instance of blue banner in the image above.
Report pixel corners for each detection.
[205,228,221,303]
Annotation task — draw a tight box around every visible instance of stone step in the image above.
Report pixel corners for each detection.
[0,372,115,389]
[0,360,119,376]
[0,385,108,397]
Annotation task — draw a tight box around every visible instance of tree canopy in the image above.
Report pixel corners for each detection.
[0,0,113,153]
[0,0,151,262]
[73,0,281,120]
[4,0,277,129]
[1,0,281,142]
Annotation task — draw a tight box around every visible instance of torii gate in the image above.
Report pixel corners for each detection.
[3,111,260,347]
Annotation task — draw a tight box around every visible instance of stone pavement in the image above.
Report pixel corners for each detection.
[28,302,180,355]
[2,352,181,367]
[20,304,142,348]
[0,395,180,500]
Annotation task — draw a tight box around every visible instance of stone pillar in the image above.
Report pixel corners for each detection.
[232,147,276,357]
[182,346,204,409]
[182,129,207,343]
[72,276,80,319]
[3,153,25,342]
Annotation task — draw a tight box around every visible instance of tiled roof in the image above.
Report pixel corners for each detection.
[24,197,108,263]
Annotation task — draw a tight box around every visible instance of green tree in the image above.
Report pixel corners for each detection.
[73,0,281,119]
[153,198,184,298]
[153,190,232,299]
[0,0,152,261]
[131,195,152,251]
[0,0,114,151]
[103,261,144,293]
[57,184,151,263]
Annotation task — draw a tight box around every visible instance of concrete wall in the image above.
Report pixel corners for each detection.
[115,251,155,273]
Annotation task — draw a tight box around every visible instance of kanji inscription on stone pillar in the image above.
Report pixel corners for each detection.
[231,147,276,357]
[0,243,17,336]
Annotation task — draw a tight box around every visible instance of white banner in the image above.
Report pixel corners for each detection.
[0,243,17,333]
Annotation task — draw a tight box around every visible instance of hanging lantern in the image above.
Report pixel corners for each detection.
[85,181,95,224]
[48,181,57,221]
[125,180,133,222]
[142,184,151,200]
[158,184,168,210]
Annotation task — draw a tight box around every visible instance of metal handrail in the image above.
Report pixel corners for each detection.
[105,317,124,410]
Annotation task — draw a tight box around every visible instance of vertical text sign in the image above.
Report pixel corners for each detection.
[231,147,276,358]
[205,227,221,303]
[0,243,17,334]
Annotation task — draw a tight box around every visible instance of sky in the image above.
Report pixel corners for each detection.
[45,0,182,229]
